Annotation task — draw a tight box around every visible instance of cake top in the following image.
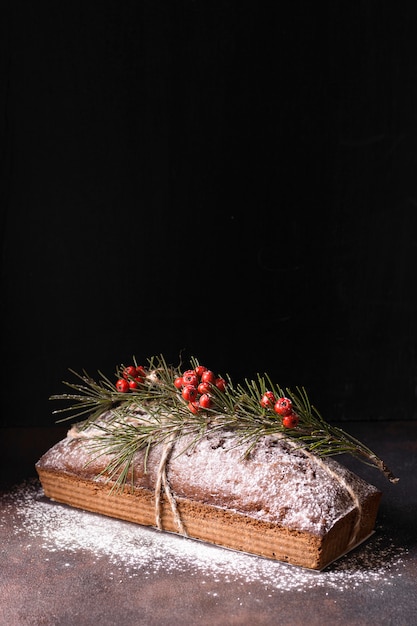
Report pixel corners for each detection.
[37,416,380,536]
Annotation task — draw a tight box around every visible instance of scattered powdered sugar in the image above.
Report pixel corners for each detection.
[2,480,407,594]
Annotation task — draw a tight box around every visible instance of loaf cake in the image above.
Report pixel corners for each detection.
[36,356,396,570]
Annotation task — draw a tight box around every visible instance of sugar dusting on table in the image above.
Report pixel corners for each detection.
[2,480,407,594]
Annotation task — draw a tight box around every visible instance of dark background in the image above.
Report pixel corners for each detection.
[1,2,416,427]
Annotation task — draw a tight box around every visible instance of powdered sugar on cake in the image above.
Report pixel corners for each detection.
[37,419,380,536]
[167,432,376,535]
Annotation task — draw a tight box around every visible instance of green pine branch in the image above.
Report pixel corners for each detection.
[50,354,399,488]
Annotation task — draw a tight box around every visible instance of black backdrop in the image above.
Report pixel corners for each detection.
[1,2,416,426]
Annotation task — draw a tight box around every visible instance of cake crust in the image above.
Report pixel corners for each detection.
[36,425,381,570]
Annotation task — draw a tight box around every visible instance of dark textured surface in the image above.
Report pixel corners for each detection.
[1,421,416,625]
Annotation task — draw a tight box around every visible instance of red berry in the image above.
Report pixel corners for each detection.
[182,370,199,387]
[198,381,212,395]
[128,379,139,390]
[174,376,184,389]
[260,391,276,409]
[199,393,212,409]
[215,377,226,392]
[282,412,299,428]
[182,385,198,402]
[201,370,216,384]
[195,365,207,378]
[123,366,137,379]
[135,365,146,379]
[274,397,293,417]
[116,378,129,393]
[188,401,200,414]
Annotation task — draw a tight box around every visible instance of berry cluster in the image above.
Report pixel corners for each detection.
[115,365,146,393]
[260,392,299,428]
[174,365,226,414]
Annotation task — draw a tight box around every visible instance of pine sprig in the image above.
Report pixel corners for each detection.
[50,368,122,423]
[50,354,399,486]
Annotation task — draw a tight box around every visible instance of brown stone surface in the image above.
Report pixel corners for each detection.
[1,421,416,625]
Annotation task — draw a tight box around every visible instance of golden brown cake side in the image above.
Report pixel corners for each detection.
[36,427,382,570]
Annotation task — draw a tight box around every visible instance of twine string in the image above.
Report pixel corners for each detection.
[154,433,187,536]
[154,429,362,547]
[282,436,362,548]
